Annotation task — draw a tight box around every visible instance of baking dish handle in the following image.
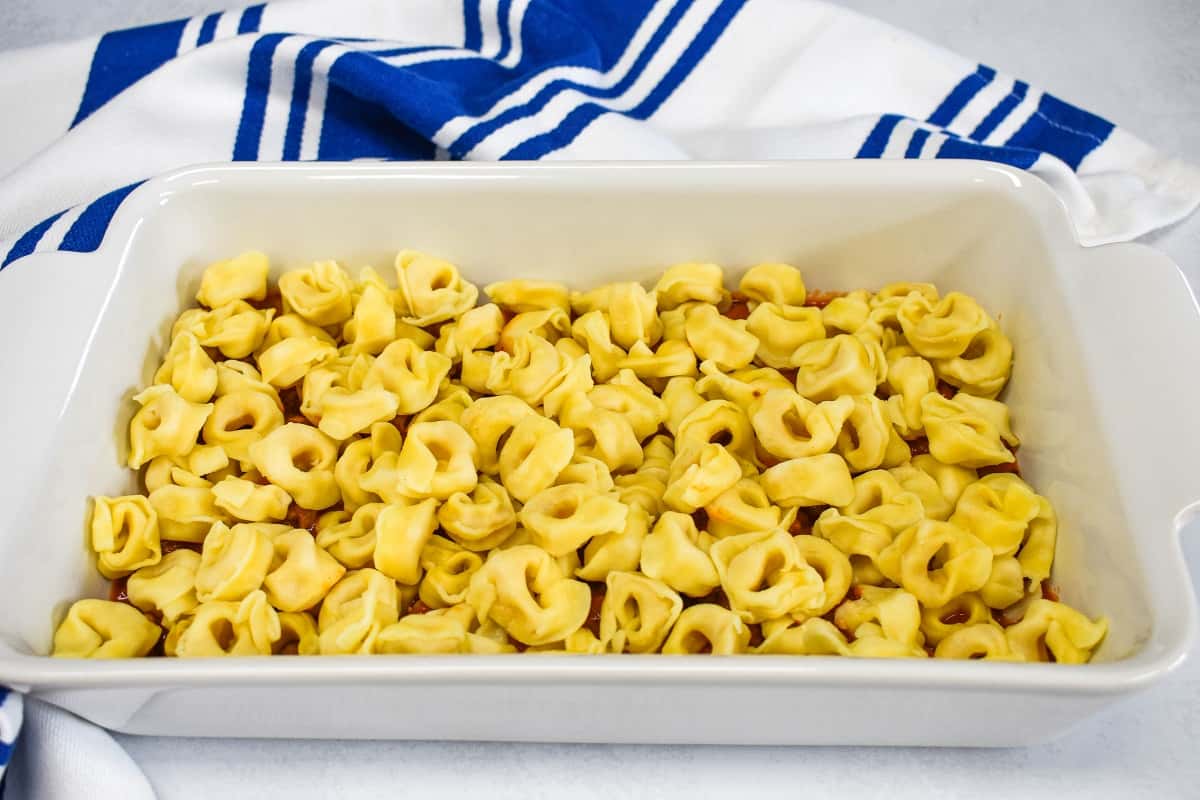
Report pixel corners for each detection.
[1067,241,1200,528]
[0,250,117,521]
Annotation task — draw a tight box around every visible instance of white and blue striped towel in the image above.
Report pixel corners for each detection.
[1,0,1197,793]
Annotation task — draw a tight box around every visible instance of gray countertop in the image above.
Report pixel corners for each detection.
[3,2,1198,798]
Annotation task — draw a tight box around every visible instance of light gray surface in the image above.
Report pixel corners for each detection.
[3,1,1199,798]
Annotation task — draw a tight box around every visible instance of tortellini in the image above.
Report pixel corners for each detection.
[600,572,682,653]
[148,484,226,543]
[437,478,518,551]
[318,568,401,654]
[662,604,750,654]
[247,424,340,510]
[877,521,993,608]
[60,253,1104,664]
[921,393,1016,468]
[466,545,591,646]
[710,530,826,623]
[950,473,1057,584]
[518,483,628,557]
[486,279,570,314]
[168,590,281,657]
[740,263,807,306]
[374,499,439,584]
[195,522,276,602]
[196,250,270,309]
[641,512,720,597]
[279,260,355,326]
[90,495,161,578]
[792,335,877,401]
[264,529,346,611]
[1005,599,1109,664]
[395,250,478,326]
[203,389,284,463]
[128,385,212,469]
[173,300,273,359]
[364,339,452,414]
[127,549,201,625]
[52,599,162,658]
[212,476,292,522]
[154,331,218,403]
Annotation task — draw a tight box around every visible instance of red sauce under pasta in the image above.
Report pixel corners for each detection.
[788,513,813,537]
[940,609,971,625]
[584,586,605,637]
[249,288,284,315]
[803,289,846,309]
[722,291,751,321]
[284,503,320,535]
[992,608,1020,628]
[406,599,431,615]
[747,624,764,648]
[279,387,303,420]
[108,576,130,604]
[161,540,203,555]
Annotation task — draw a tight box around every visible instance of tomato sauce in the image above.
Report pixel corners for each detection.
[940,609,971,625]
[284,503,320,534]
[250,288,284,315]
[722,291,751,321]
[803,290,846,309]
[406,599,431,615]
[161,540,203,555]
[584,585,605,637]
[279,387,303,420]
[907,437,930,456]
[108,576,130,604]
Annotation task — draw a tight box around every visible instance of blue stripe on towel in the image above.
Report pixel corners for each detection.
[196,12,221,46]
[927,64,996,127]
[503,0,744,159]
[856,113,904,158]
[238,4,266,34]
[283,40,337,160]
[316,43,511,159]
[935,137,1039,169]
[446,0,675,158]
[631,0,743,118]
[495,0,515,63]
[317,1,657,162]
[71,18,189,127]
[60,181,146,253]
[970,80,1027,141]
[232,33,289,160]
[904,127,931,158]
[1005,92,1114,169]
[0,210,67,269]
[463,0,483,51]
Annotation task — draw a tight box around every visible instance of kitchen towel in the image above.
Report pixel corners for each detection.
[1,0,1197,796]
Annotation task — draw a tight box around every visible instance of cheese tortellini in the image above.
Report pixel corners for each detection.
[55,251,1104,665]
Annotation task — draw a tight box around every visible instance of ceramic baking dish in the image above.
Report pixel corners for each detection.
[0,161,1196,746]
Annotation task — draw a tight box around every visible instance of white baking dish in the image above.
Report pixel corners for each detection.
[0,161,1196,746]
